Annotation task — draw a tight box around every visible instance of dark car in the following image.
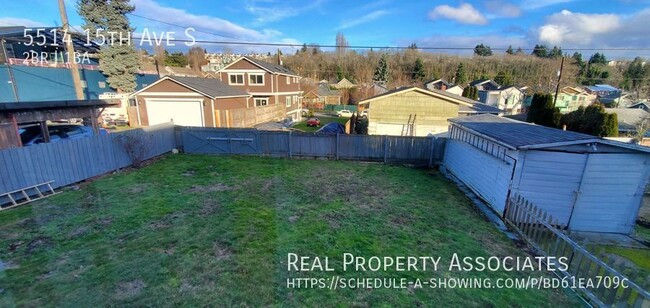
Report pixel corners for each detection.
[20,124,109,146]
[306,118,321,127]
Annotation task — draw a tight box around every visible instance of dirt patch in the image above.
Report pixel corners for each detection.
[115,279,146,299]
[25,236,52,255]
[80,193,101,208]
[199,201,220,217]
[128,184,150,194]
[8,241,23,252]
[188,183,233,193]
[288,215,299,223]
[214,242,232,260]
[149,213,185,230]
[322,212,343,229]
[68,226,91,239]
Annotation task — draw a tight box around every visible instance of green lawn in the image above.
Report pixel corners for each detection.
[293,116,349,132]
[0,155,578,306]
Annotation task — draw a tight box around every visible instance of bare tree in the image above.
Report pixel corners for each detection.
[188,46,208,72]
[336,33,349,56]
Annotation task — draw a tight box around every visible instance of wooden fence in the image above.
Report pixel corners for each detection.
[0,122,176,203]
[181,127,446,165]
[505,194,649,307]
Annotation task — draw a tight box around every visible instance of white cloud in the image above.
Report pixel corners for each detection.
[485,0,522,18]
[244,0,325,24]
[537,10,621,45]
[521,0,574,10]
[336,10,389,30]
[0,17,47,27]
[428,3,488,25]
[129,0,300,53]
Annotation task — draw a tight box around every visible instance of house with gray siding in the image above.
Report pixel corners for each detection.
[444,114,650,234]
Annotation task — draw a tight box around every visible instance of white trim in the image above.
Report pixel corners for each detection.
[247,91,301,96]
[248,73,265,86]
[228,73,245,85]
[285,96,291,107]
[211,99,216,127]
[135,95,142,126]
[254,97,269,107]
[221,69,265,73]
[136,92,204,97]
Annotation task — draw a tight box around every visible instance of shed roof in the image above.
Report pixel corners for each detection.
[449,114,650,153]
[357,86,472,107]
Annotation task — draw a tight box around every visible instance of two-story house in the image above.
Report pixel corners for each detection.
[470,79,525,114]
[217,56,302,121]
[554,86,596,112]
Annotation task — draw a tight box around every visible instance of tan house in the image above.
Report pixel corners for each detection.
[217,56,302,121]
[131,76,268,128]
[358,87,501,137]
[302,82,341,110]
[332,78,357,89]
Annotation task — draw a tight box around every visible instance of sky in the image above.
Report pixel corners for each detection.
[1,0,649,58]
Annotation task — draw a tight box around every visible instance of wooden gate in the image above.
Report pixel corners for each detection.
[182,127,259,155]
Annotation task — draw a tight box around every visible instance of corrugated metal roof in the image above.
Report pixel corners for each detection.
[167,76,248,98]
[449,114,596,148]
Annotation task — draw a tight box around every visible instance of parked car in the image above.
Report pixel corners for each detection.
[20,124,109,146]
[337,110,353,118]
[360,110,369,118]
[102,112,129,126]
[306,118,321,127]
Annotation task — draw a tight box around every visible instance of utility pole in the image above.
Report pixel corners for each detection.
[553,56,565,106]
[58,0,85,100]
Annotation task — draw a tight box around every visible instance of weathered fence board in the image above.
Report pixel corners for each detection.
[181,127,445,164]
[0,122,175,202]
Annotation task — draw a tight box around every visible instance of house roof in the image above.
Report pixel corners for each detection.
[333,78,356,89]
[560,86,586,95]
[605,108,649,132]
[426,88,502,114]
[317,83,340,96]
[448,114,650,152]
[629,102,650,110]
[132,76,249,98]
[357,86,481,109]
[0,99,117,111]
[586,84,620,92]
[469,79,498,87]
[425,78,449,85]
[242,56,299,76]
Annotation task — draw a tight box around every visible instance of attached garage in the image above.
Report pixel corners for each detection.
[131,76,250,127]
[444,114,650,234]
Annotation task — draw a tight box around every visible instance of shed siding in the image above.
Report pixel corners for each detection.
[514,150,587,226]
[570,154,649,233]
[444,140,514,214]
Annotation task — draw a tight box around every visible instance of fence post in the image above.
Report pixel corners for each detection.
[336,133,340,160]
[288,131,292,158]
[383,135,388,164]
[428,137,435,167]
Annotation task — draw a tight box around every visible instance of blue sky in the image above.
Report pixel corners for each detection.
[1,0,649,58]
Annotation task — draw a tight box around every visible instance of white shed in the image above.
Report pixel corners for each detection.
[444,114,650,234]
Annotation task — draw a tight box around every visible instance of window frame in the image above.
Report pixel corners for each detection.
[285,96,291,107]
[248,73,264,86]
[228,73,245,85]
[254,98,269,107]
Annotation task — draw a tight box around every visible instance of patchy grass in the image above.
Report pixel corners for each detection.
[293,116,349,132]
[0,155,579,306]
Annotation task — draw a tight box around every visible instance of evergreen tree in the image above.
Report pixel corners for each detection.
[532,44,548,58]
[78,0,140,92]
[300,43,308,53]
[407,43,418,50]
[454,63,467,85]
[624,57,647,92]
[473,43,493,56]
[560,104,618,137]
[373,55,388,84]
[527,93,560,128]
[494,71,513,86]
[589,52,608,65]
[505,45,515,55]
[515,47,524,55]
[165,51,189,67]
[336,66,345,81]
[412,58,425,82]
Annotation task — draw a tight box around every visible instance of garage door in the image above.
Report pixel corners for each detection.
[146,99,204,127]
[444,140,514,214]
[570,154,649,233]
[514,151,587,227]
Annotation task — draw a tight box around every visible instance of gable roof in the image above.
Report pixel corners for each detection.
[561,86,587,95]
[132,76,249,98]
[317,83,340,96]
[357,86,475,107]
[333,78,356,89]
[449,114,650,153]
[218,56,299,76]
[425,78,449,85]
[629,102,650,111]
[605,108,649,132]
[470,79,498,87]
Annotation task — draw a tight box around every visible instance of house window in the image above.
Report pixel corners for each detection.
[286,76,290,85]
[229,73,244,85]
[128,98,137,107]
[80,80,87,88]
[249,73,264,85]
[254,98,269,107]
[293,95,298,104]
[286,97,291,107]
[98,81,106,88]
[572,96,577,101]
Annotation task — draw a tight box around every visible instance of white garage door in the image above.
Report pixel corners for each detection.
[444,140,514,214]
[146,99,204,127]
[570,154,649,233]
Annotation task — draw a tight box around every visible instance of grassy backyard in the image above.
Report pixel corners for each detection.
[293,116,349,132]
[0,155,578,306]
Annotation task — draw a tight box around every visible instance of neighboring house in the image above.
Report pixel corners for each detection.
[629,102,650,112]
[424,78,451,91]
[357,86,502,137]
[585,84,621,97]
[445,114,650,234]
[605,108,649,136]
[469,79,500,91]
[217,56,302,121]
[356,83,388,101]
[554,86,596,113]
[131,76,252,127]
[446,85,464,96]
[302,82,341,110]
[332,78,357,89]
[478,85,525,114]
[598,92,629,107]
